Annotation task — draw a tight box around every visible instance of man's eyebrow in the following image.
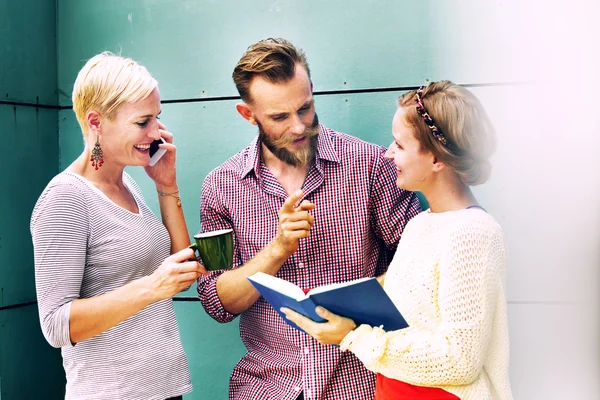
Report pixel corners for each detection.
[267,111,288,118]
[266,100,312,117]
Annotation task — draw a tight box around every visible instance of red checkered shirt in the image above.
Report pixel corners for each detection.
[198,125,421,400]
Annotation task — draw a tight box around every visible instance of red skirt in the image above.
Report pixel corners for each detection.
[375,373,460,400]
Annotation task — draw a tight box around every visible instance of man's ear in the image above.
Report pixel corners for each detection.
[87,110,102,134]
[310,79,314,92]
[236,103,257,125]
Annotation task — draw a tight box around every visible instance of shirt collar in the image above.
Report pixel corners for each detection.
[241,136,261,179]
[241,124,340,179]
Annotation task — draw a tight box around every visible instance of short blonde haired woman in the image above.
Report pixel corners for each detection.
[283,81,512,400]
[31,52,206,400]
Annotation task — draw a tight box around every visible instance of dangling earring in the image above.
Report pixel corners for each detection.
[90,133,104,170]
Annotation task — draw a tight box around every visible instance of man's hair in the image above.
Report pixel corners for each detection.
[72,51,157,136]
[232,38,310,103]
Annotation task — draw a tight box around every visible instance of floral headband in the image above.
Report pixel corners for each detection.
[415,85,451,148]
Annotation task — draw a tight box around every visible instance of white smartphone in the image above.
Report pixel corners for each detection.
[149,137,167,166]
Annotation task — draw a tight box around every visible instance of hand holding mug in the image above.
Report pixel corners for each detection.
[189,229,234,271]
[148,247,207,300]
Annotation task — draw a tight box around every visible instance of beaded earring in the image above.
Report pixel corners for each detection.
[90,133,104,170]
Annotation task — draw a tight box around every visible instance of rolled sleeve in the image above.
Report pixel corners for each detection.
[41,301,74,348]
[197,270,238,323]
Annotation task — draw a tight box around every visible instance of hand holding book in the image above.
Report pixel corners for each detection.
[281,305,357,346]
[247,272,408,340]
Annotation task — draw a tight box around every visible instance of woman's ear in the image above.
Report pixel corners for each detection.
[236,103,257,125]
[432,156,446,172]
[87,110,102,134]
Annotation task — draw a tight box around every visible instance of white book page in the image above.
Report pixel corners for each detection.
[308,277,374,295]
[249,272,307,300]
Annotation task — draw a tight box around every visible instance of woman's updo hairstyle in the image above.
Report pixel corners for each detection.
[398,81,497,185]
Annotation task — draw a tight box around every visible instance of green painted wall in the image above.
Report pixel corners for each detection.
[0,0,65,399]
[0,305,66,399]
[4,1,598,399]
[0,0,58,106]
[0,0,58,309]
[1,0,512,399]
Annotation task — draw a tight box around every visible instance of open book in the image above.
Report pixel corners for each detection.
[247,272,408,333]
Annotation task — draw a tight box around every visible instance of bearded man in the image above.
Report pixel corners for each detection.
[197,38,421,400]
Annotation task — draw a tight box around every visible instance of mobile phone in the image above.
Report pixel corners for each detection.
[149,137,167,166]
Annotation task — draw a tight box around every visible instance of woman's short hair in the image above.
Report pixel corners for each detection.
[398,81,497,186]
[232,38,310,103]
[72,52,158,135]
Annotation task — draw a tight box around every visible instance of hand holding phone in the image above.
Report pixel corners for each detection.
[149,137,167,166]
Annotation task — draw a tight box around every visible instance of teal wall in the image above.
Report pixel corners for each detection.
[0,0,65,399]
[3,1,543,399]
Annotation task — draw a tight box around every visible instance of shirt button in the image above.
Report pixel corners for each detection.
[293,386,301,392]
[304,347,310,354]
[298,262,305,269]
[306,389,312,398]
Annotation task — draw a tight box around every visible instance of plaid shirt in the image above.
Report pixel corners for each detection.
[198,125,421,400]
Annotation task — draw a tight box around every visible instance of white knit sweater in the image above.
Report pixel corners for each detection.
[341,208,512,399]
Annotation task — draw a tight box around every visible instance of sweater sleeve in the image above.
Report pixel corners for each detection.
[342,221,506,386]
[30,182,89,348]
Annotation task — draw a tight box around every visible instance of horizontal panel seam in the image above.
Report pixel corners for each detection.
[4,81,527,110]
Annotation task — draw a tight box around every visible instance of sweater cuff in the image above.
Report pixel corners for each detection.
[344,324,388,372]
[340,326,361,352]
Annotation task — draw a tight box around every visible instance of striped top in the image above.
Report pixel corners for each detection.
[30,171,192,400]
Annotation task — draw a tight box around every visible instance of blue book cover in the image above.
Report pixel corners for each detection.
[247,272,408,333]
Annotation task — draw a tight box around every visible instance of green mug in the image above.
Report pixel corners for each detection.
[189,228,234,271]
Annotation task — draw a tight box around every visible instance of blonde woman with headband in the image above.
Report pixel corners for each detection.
[30,52,206,400]
[283,81,512,399]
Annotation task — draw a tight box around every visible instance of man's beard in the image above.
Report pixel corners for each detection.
[258,114,320,167]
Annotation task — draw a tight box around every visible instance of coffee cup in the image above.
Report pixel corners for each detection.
[189,228,234,271]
